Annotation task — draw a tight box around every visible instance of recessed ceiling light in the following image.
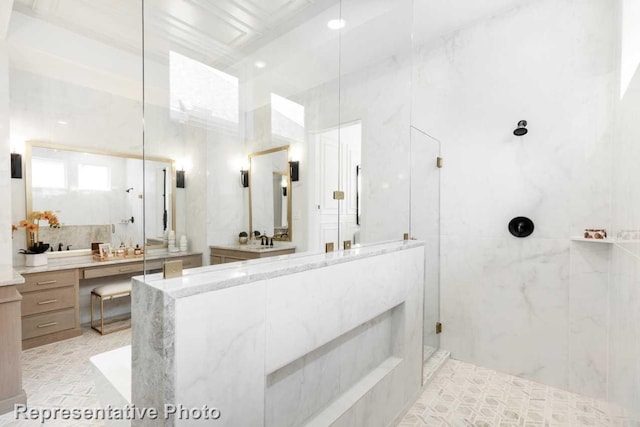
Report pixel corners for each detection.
[57,120,68,125]
[327,19,346,30]
[254,60,267,69]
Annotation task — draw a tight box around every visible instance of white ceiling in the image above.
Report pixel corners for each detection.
[8,0,528,100]
[12,0,340,69]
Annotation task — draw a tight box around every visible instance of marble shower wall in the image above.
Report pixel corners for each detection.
[412,0,617,394]
[609,53,640,417]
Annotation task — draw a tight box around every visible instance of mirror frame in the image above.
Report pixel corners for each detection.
[248,145,292,242]
[24,140,176,252]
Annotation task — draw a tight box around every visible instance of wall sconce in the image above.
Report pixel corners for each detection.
[240,170,249,188]
[176,170,185,188]
[281,176,287,196]
[11,153,22,179]
[289,161,299,182]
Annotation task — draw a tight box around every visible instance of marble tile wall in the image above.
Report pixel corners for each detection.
[609,44,640,417]
[568,242,610,399]
[411,0,617,395]
[37,224,111,251]
[608,244,640,419]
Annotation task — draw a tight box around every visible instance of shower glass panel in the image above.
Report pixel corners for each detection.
[337,0,414,246]
[142,1,342,262]
[409,127,441,379]
[410,0,443,376]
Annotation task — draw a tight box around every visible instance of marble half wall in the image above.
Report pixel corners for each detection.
[132,241,425,427]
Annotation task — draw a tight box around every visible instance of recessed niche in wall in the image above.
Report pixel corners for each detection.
[265,303,404,427]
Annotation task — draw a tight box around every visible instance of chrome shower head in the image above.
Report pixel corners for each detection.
[514,120,528,136]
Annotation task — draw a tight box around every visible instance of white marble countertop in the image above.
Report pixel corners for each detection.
[210,242,296,253]
[15,251,202,275]
[141,240,424,299]
[0,265,25,287]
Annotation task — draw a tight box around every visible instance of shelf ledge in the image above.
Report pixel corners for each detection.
[570,237,615,244]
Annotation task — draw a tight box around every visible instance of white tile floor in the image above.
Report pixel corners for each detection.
[0,327,130,427]
[401,359,637,427]
[1,330,636,427]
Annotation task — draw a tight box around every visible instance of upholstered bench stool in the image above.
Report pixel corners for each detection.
[90,283,132,335]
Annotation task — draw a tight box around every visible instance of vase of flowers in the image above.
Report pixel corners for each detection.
[15,210,61,266]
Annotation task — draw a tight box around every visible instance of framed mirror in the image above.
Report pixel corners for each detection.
[25,141,175,253]
[249,146,292,241]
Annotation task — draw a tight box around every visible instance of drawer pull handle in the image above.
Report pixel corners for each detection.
[119,268,134,273]
[37,299,58,305]
[37,322,58,328]
[37,280,57,285]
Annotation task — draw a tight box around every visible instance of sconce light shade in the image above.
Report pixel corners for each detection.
[176,170,185,188]
[289,161,299,182]
[11,153,22,179]
[240,170,249,188]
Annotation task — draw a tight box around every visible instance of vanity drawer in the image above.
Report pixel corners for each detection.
[22,308,76,340]
[83,262,144,279]
[19,270,79,294]
[21,286,75,317]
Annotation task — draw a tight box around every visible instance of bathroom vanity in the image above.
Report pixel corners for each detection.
[209,244,295,265]
[0,268,27,414]
[15,252,202,349]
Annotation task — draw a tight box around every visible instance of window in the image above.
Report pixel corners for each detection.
[271,93,305,141]
[78,164,110,191]
[32,158,65,189]
[170,51,239,126]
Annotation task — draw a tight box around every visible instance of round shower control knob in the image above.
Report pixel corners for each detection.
[508,217,534,238]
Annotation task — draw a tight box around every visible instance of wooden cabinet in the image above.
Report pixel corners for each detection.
[19,269,81,350]
[0,285,26,414]
[18,253,203,349]
[210,246,295,265]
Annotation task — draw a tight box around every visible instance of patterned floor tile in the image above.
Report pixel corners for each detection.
[1,330,637,427]
[0,327,130,427]
[403,359,636,427]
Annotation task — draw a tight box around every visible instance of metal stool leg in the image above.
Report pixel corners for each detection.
[90,293,94,329]
[100,296,105,335]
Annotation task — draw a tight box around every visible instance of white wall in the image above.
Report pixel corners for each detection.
[609,42,640,417]
[413,0,618,394]
[305,52,412,245]
[0,45,11,267]
[6,11,213,264]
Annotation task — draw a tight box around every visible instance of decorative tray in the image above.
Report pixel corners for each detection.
[92,253,144,262]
